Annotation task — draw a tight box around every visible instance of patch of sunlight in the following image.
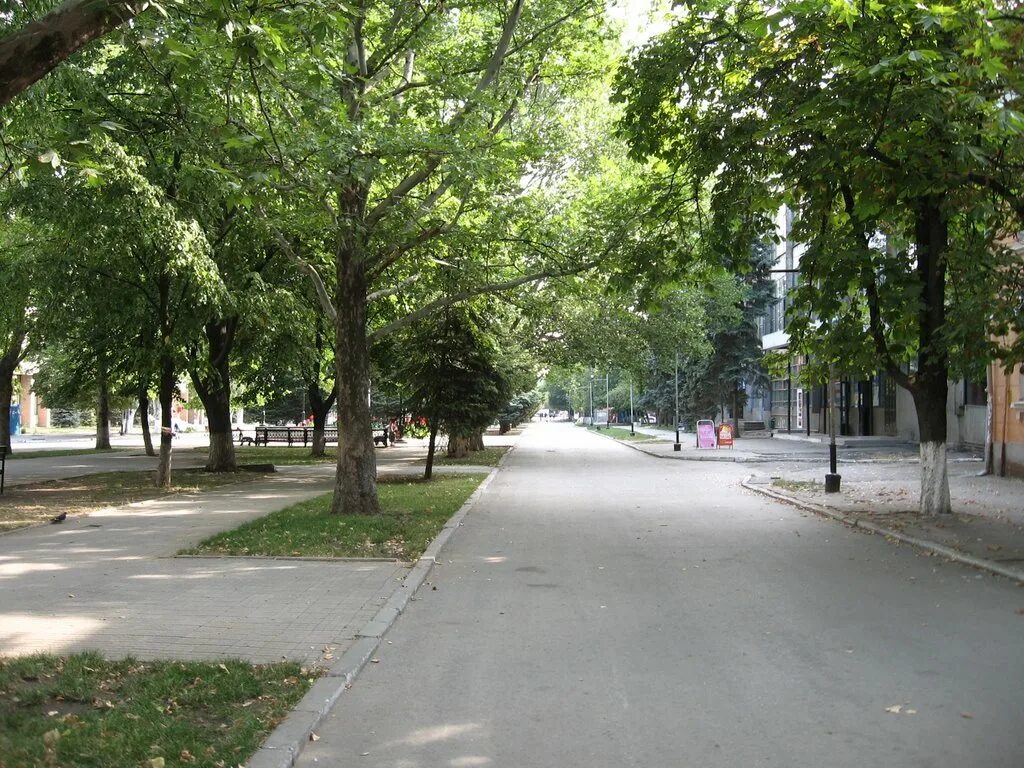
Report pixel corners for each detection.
[0,561,68,577]
[483,556,507,564]
[391,722,483,748]
[0,614,105,656]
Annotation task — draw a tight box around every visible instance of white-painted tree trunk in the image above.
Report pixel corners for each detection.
[919,441,951,515]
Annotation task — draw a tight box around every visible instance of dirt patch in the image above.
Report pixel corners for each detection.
[0,470,266,533]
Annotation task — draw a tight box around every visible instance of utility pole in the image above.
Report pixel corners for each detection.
[674,352,681,452]
[589,371,594,425]
[629,377,634,435]
[825,368,841,492]
[605,371,610,430]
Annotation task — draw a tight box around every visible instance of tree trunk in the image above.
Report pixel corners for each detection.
[0,366,13,450]
[308,382,337,458]
[331,208,379,515]
[156,352,174,488]
[916,384,951,515]
[190,319,238,473]
[424,418,440,480]
[95,366,111,450]
[0,328,26,449]
[448,434,471,459]
[205,404,236,472]
[470,430,485,451]
[912,196,952,515]
[139,385,155,457]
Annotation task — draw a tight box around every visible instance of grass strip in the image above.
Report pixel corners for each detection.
[193,446,336,466]
[184,473,487,561]
[0,652,315,768]
[589,426,668,443]
[7,448,127,460]
[429,446,509,467]
[0,470,266,533]
[772,478,823,492]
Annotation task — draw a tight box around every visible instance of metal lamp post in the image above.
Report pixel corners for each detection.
[825,368,841,492]
[629,378,634,435]
[674,352,681,451]
[605,372,610,430]
[589,371,594,425]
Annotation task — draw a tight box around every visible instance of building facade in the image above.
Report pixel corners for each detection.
[753,207,987,447]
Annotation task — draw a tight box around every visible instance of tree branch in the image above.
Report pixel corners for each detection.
[271,230,338,323]
[362,0,525,231]
[839,182,912,391]
[367,274,421,302]
[368,260,597,344]
[0,0,152,107]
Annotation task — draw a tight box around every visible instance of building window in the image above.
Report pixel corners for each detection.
[964,378,987,407]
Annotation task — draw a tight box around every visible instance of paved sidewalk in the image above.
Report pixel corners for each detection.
[606,424,933,463]
[0,465,407,665]
[593,425,1023,580]
[2,431,518,489]
[744,461,1024,580]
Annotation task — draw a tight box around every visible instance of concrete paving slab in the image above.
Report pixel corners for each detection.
[0,467,408,665]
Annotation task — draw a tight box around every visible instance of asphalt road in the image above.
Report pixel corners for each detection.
[297,421,1024,768]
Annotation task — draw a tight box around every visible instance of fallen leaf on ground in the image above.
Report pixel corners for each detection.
[310,733,320,742]
[960,712,974,719]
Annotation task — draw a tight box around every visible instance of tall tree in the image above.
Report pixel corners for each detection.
[230,0,614,514]
[616,0,1024,514]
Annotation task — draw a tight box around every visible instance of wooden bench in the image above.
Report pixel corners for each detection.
[249,426,339,447]
[245,426,391,448]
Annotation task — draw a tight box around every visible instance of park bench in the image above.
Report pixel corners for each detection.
[245,425,390,448]
[0,444,7,493]
[249,426,339,447]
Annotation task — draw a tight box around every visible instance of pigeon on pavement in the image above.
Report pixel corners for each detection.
[50,511,67,524]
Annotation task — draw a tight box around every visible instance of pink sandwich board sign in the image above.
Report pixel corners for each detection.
[696,420,717,449]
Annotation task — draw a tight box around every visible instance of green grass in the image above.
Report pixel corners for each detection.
[0,652,314,768]
[184,473,487,561]
[191,446,337,466]
[7,448,127,460]
[430,446,509,466]
[772,479,823,492]
[0,470,266,532]
[589,426,667,443]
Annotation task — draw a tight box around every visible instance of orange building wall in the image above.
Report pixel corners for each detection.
[990,336,1024,476]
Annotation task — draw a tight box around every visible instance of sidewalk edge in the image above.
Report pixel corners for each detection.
[741,477,1024,584]
[584,427,742,462]
[245,458,508,768]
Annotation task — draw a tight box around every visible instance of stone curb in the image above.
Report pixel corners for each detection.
[740,476,1024,584]
[584,427,749,462]
[588,428,956,466]
[245,451,512,768]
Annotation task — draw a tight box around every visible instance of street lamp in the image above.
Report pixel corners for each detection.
[605,371,610,430]
[589,371,594,426]
[629,377,634,435]
[674,352,681,451]
[825,368,841,492]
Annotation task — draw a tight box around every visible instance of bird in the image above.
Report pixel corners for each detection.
[50,511,67,524]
